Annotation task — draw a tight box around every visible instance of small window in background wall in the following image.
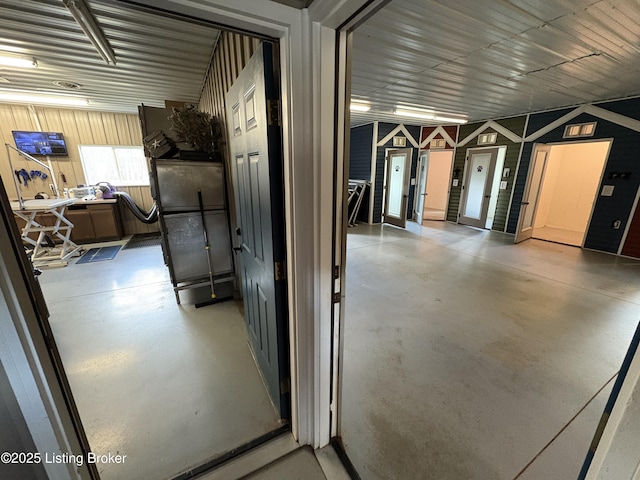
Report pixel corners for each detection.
[393,136,406,147]
[477,132,497,145]
[431,139,447,149]
[79,145,149,186]
[563,122,597,138]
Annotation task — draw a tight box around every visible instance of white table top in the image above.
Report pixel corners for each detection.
[10,198,118,212]
[10,198,77,212]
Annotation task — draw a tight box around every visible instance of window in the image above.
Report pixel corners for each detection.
[79,145,149,186]
[563,122,597,138]
[477,132,497,145]
[431,139,447,149]
[393,136,407,147]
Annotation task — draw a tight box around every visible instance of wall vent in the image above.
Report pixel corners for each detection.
[564,122,596,138]
[478,132,497,145]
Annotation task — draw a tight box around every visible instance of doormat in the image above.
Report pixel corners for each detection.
[122,232,162,250]
[76,246,122,264]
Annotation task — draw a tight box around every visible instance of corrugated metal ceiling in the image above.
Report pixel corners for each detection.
[0,0,220,113]
[1,0,639,128]
[350,0,640,126]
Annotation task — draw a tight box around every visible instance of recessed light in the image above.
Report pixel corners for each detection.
[52,80,82,90]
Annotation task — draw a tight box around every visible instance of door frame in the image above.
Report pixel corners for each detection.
[0,0,386,464]
[458,146,499,228]
[415,150,429,220]
[0,181,94,479]
[417,148,455,222]
[515,144,550,243]
[619,182,640,256]
[383,147,413,228]
[515,139,613,245]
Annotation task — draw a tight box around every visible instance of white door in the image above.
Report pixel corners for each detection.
[459,148,498,228]
[383,148,412,228]
[415,152,429,220]
[515,145,550,243]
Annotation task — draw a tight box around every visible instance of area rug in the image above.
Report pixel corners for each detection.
[122,232,162,250]
[75,245,122,264]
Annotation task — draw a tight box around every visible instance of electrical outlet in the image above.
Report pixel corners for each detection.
[49,183,54,192]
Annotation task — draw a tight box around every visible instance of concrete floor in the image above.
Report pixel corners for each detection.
[533,226,584,247]
[244,448,327,480]
[39,242,281,480]
[340,221,640,479]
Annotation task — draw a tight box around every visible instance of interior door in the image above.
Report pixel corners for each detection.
[459,148,498,228]
[423,150,454,221]
[226,42,289,418]
[384,148,412,228]
[415,152,429,220]
[515,145,550,243]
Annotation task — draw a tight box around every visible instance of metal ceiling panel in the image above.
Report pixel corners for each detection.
[350,0,640,127]
[1,0,638,131]
[0,0,220,113]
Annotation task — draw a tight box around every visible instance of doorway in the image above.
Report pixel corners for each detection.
[458,147,499,228]
[2,25,289,480]
[383,148,412,228]
[516,140,611,246]
[415,150,454,222]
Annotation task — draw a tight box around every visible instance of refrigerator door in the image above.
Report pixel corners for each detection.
[163,211,233,283]
[154,160,226,212]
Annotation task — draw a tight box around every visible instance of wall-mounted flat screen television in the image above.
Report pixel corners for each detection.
[12,131,69,156]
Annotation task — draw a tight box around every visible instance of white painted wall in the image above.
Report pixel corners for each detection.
[534,141,609,232]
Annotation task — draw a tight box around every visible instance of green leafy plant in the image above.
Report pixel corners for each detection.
[168,105,221,154]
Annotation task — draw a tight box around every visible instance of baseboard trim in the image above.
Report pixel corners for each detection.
[330,438,361,480]
[173,424,292,480]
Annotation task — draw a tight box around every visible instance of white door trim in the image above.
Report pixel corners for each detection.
[0,0,378,458]
[0,193,91,479]
[415,151,429,220]
[120,0,376,450]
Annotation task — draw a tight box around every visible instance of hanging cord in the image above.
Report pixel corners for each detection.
[113,191,159,224]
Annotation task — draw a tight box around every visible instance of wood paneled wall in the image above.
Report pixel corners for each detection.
[447,116,526,232]
[0,103,157,235]
[199,32,261,124]
[198,31,262,237]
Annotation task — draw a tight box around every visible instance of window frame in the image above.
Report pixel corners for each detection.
[78,144,149,187]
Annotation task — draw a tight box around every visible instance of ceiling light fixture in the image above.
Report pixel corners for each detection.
[53,80,82,90]
[63,0,117,65]
[350,102,371,112]
[394,107,467,124]
[0,54,37,69]
[0,91,89,107]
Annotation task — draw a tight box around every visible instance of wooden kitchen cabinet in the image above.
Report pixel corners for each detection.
[14,200,124,244]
